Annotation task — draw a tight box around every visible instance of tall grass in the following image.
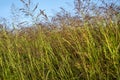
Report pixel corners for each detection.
[0,22,120,80]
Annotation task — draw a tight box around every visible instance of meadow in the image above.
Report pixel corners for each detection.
[0,21,120,80]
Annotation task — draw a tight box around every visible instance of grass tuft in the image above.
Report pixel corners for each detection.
[0,23,120,80]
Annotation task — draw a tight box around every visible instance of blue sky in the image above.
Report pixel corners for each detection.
[0,0,74,19]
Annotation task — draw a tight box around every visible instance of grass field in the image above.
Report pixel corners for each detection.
[0,22,120,80]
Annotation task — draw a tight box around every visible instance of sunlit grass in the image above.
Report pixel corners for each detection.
[0,23,120,80]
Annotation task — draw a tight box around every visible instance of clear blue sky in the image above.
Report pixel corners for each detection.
[0,0,74,18]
